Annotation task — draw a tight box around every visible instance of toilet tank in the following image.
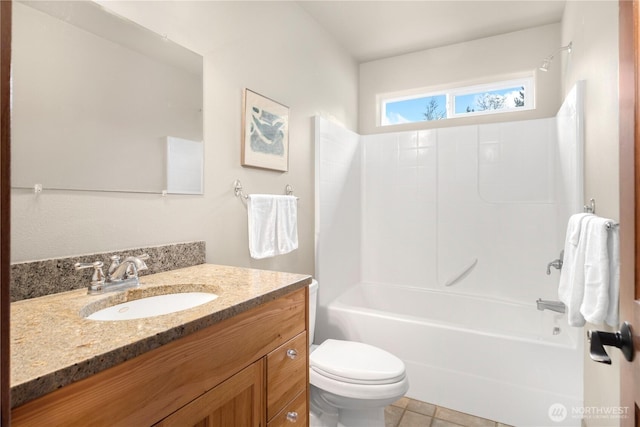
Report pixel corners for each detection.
[308,279,318,345]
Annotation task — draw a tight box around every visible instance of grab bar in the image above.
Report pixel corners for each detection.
[443,258,478,287]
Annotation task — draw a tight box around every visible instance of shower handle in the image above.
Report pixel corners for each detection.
[587,322,634,364]
[546,250,564,275]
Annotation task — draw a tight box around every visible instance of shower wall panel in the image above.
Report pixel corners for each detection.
[361,130,437,287]
[314,117,362,313]
[361,117,572,305]
[317,83,582,307]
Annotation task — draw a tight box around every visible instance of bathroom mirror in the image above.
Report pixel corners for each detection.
[11,0,203,194]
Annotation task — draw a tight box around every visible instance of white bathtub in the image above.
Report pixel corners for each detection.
[325,282,583,427]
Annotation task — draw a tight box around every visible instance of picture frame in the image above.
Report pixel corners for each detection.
[241,88,289,172]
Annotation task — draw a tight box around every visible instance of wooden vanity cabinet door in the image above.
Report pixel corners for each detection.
[266,331,307,421]
[154,359,264,427]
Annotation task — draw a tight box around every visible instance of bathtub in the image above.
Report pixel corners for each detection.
[324,282,583,427]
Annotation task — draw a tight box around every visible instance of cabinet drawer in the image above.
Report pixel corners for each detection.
[267,331,307,420]
[267,390,307,427]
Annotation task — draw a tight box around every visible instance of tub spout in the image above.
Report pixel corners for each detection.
[536,299,566,313]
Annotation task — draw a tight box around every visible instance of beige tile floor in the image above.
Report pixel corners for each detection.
[385,397,513,427]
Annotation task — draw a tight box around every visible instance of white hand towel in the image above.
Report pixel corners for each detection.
[276,195,298,255]
[605,226,620,327]
[247,194,278,259]
[558,213,593,326]
[247,194,298,259]
[580,217,620,327]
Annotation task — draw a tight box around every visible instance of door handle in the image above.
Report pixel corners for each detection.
[587,322,634,364]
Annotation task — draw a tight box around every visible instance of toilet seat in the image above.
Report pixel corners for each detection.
[310,368,409,401]
[310,339,406,384]
[310,339,409,400]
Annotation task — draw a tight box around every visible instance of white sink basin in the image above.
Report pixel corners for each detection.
[86,292,218,321]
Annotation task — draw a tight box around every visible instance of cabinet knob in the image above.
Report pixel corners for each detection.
[286,411,298,422]
[286,349,298,359]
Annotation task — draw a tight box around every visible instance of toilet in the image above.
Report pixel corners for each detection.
[308,279,409,427]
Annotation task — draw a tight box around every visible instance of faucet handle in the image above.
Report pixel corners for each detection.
[546,250,564,275]
[123,254,149,278]
[74,261,105,285]
[130,254,149,268]
[74,260,104,271]
[108,255,121,275]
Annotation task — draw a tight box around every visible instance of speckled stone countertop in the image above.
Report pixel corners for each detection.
[11,264,311,408]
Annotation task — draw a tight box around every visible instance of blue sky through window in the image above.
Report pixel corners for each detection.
[454,86,524,114]
[384,95,447,125]
[383,84,528,126]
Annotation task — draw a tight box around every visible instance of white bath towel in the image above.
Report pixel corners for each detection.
[276,195,299,255]
[248,194,278,259]
[580,216,620,327]
[247,194,298,259]
[558,213,593,326]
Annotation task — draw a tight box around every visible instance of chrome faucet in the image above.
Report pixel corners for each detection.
[75,254,149,294]
[546,250,564,275]
[536,298,566,313]
[108,255,149,281]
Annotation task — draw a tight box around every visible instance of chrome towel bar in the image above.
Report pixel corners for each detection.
[233,179,296,200]
[583,198,618,230]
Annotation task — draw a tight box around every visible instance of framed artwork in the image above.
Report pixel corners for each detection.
[241,88,289,172]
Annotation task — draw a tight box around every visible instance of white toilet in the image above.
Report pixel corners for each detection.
[308,279,409,427]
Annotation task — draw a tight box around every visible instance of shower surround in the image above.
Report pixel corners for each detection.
[314,84,584,426]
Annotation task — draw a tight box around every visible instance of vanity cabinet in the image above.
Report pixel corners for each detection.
[12,287,309,427]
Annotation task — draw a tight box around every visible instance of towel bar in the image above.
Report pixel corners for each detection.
[233,179,296,199]
[583,198,618,230]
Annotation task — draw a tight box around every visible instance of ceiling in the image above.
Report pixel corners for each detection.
[297,1,567,63]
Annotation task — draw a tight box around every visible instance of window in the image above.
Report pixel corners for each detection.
[380,77,534,126]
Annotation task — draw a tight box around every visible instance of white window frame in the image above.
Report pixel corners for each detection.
[379,75,535,127]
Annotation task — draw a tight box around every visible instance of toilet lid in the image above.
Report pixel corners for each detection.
[310,339,406,385]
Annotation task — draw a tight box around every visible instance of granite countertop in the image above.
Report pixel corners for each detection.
[10,263,311,408]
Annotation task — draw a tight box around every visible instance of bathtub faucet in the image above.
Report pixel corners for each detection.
[536,299,566,314]
[546,250,564,275]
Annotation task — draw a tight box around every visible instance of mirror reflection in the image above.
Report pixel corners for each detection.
[11,0,204,194]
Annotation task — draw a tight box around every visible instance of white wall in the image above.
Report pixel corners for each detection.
[11,1,359,280]
[561,2,621,426]
[359,23,562,135]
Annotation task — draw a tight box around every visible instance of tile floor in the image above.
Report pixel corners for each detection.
[385,397,513,427]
